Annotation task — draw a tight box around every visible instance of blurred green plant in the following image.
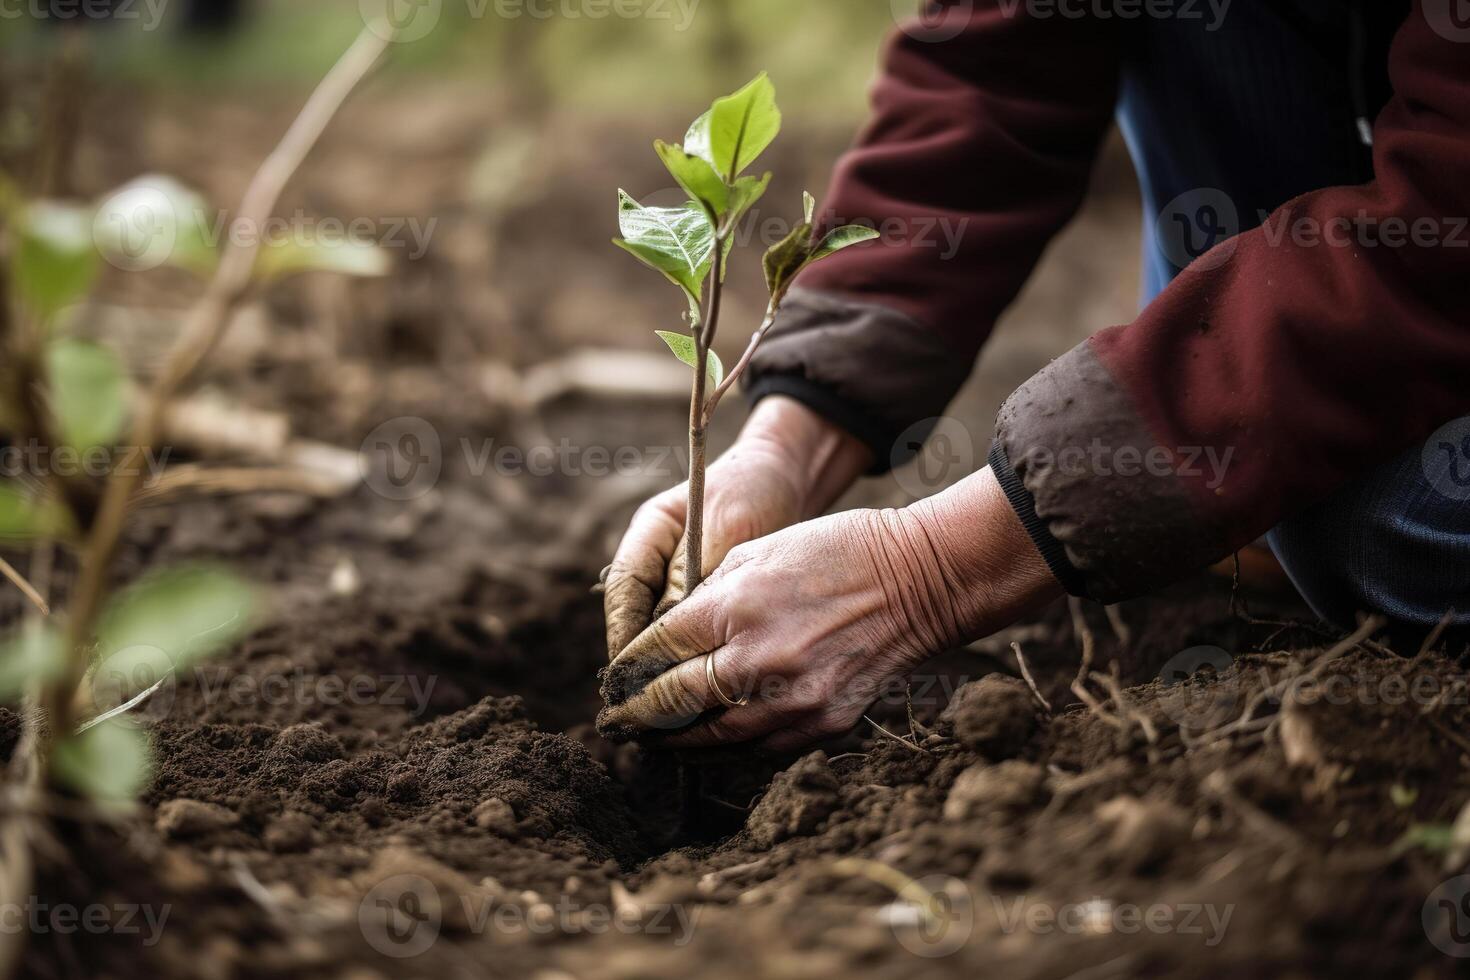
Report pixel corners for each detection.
[612,73,876,589]
[0,26,393,815]
[0,187,263,807]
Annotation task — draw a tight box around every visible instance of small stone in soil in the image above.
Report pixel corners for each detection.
[943,760,1044,821]
[264,811,317,854]
[386,764,422,802]
[357,845,479,932]
[939,674,1038,759]
[1094,795,1189,873]
[155,798,240,839]
[745,751,841,848]
[472,797,519,837]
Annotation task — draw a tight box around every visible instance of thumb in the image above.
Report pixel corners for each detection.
[604,494,685,660]
[654,518,742,617]
[599,586,724,734]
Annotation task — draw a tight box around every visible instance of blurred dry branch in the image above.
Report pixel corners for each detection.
[512,348,691,406]
[18,20,398,826]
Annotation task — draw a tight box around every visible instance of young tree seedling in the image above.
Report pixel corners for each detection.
[612,73,877,591]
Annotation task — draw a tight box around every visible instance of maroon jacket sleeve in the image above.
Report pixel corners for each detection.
[996,2,1470,601]
[744,2,1123,466]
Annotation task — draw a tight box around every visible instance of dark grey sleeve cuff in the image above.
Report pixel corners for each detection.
[995,340,1227,603]
[745,375,910,476]
[988,440,1086,596]
[740,287,976,475]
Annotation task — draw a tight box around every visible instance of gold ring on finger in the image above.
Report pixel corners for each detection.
[706,652,749,708]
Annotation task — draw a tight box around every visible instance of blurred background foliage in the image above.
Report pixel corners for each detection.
[0,0,898,118]
[0,0,1139,512]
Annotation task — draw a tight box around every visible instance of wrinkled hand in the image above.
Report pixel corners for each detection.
[602,396,871,660]
[598,467,1062,751]
[602,439,807,660]
[599,508,959,751]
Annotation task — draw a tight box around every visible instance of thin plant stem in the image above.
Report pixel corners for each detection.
[863,713,930,755]
[0,557,49,617]
[685,237,726,591]
[703,299,776,426]
[29,27,87,198]
[1011,641,1052,715]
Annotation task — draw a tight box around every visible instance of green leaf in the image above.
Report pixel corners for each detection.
[726,173,771,233]
[654,330,723,389]
[46,338,128,451]
[685,73,781,180]
[653,140,728,219]
[613,190,714,302]
[254,238,390,282]
[53,720,151,805]
[96,565,256,694]
[1396,822,1455,854]
[0,483,71,541]
[0,623,68,701]
[13,201,98,320]
[811,223,881,263]
[92,175,217,276]
[762,221,815,300]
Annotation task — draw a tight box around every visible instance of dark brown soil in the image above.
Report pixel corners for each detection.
[9,447,1470,979]
[3,79,1469,980]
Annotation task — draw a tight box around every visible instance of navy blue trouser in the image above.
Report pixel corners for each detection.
[1118,0,1470,639]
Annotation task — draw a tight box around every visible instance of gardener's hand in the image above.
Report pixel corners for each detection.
[603,395,871,660]
[598,466,1062,750]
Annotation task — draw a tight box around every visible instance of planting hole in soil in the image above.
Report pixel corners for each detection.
[3,6,1470,979]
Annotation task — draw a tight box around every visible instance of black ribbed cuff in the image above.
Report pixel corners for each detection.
[745,375,921,476]
[988,440,1086,597]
